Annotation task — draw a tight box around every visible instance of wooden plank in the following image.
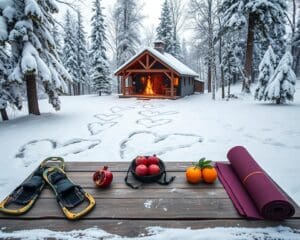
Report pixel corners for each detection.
[49,171,224,189]
[1,219,300,237]
[39,187,229,199]
[1,197,299,220]
[65,162,195,172]
[0,198,242,219]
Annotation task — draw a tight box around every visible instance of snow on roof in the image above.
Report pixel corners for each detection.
[114,47,199,77]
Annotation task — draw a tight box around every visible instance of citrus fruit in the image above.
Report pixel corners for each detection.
[202,167,218,183]
[186,166,202,184]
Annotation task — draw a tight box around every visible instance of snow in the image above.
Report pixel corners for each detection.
[0,226,299,239]
[115,47,199,77]
[0,83,300,237]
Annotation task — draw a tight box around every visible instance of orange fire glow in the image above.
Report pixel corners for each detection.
[144,76,155,95]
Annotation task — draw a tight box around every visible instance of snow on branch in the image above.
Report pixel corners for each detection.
[25,0,43,21]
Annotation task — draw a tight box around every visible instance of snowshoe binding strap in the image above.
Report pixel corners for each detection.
[43,167,95,220]
[0,157,65,215]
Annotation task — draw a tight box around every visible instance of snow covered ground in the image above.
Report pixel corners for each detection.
[0,83,300,238]
[0,226,299,240]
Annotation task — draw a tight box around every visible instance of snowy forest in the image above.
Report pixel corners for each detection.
[0,0,299,121]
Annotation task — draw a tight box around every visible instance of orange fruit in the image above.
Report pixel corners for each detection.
[202,167,218,183]
[186,166,202,184]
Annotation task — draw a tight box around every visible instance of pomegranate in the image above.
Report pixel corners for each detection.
[93,166,113,188]
[148,154,159,165]
[135,156,148,166]
[135,164,148,176]
[148,164,161,175]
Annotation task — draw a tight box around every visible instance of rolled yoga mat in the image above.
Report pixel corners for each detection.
[215,146,295,220]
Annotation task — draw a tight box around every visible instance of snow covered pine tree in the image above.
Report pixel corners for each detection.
[75,9,89,95]
[63,10,78,96]
[264,52,296,104]
[90,0,111,96]
[114,0,142,67]
[255,46,277,101]
[220,0,287,93]
[157,0,175,55]
[1,0,72,115]
[0,44,22,121]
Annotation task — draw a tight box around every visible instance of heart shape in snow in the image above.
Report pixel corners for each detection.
[16,139,101,167]
[138,110,178,117]
[88,122,117,135]
[136,118,172,128]
[120,131,203,159]
[94,113,122,121]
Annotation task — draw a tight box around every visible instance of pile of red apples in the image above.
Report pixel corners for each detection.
[135,155,161,176]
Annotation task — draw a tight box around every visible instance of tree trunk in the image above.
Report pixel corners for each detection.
[77,83,81,95]
[227,80,231,99]
[221,67,225,99]
[25,74,40,115]
[276,98,281,105]
[243,13,255,93]
[1,108,9,121]
[207,65,212,92]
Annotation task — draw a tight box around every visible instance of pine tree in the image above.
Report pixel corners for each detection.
[293,6,300,76]
[90,0,112,95]
[75,9,89,95]
[114,0,142,67]
[157,0,175,54]
[1,0,71,115]
[63,10,78,95]
[264,52,296,104]
[52,23,63,61]
[220,0,287,93]
[222,34,241,98]
[255,46,277,101]
[0,45,22,121]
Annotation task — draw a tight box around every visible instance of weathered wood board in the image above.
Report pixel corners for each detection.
[0,162,299,237]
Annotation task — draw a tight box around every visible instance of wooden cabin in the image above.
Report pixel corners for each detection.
[114,41,200,99]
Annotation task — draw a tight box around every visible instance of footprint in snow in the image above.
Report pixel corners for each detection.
[120,131,203,159]
[110,106,135,113]
[94,113,122,121]
[15,139,101,167]
[138,110,178,118]
[88,121,118,135]
[136,118,172,128]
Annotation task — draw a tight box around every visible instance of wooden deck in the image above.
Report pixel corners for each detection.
[0,162,300,237]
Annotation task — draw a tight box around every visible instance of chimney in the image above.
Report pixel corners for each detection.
[154,40,165,54]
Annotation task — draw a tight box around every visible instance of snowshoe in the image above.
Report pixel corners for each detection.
[0,157,65,215]
[43,167,95,220]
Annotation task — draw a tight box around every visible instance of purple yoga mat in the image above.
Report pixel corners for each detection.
[215,146,295,220]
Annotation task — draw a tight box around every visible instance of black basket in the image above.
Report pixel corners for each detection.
[125,157,176,189]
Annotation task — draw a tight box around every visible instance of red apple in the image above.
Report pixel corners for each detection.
[148,154,159,165]
[135,156,148,166]
[135,164,148,176]
[148,164,161,175]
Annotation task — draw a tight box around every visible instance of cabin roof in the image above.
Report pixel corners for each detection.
[114,47,199,77]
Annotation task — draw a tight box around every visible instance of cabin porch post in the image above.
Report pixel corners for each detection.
[171,72,174,97]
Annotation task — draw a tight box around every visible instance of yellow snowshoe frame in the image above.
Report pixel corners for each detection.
[43,167,95,220]
[0,157,65,215]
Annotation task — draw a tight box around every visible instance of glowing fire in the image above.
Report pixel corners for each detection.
[144,76,155,95]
